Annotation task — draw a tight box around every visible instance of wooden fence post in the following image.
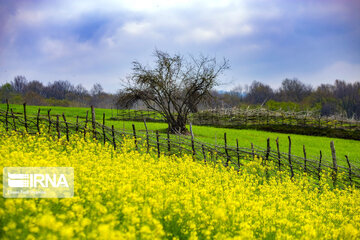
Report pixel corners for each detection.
[345,155,352,184]
[103,113,106,144]
[11,109,16,131]
[76,116,79,133]
[156,130,160,158]
[265,138,270,164]
[251,143,254,161]
[132,124,137,150]
[56,115,60,139]
[190,123,196,157]
[84,111,89,139]
[318,150,322,180]
[202,144,206,163]
[144,119,149,153]
[303,145,307,173]
[276,137,281,171]
[47,109,52,133]
[330,141,337,186]
[91,106,96,139]
[23,103,28,132]
[5,99,9,131]
[224,132,230,166]
[62,113,69,141]
[288,136,294,178]
[112,125,116,150]
[236,139,240,167]
[36,108,41,133]
[167,129,171,153]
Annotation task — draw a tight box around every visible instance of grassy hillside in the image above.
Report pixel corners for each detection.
[1,104,359,167]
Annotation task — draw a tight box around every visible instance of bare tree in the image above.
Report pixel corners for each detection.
[244,81,274,105]
[90,83,104,96]
[118,50,229,134]
[277,78,312,102]
[11,76,28,94]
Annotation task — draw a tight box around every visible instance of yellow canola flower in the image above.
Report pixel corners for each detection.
[0,127,359,239]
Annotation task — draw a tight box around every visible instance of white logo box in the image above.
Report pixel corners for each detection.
[3,167,74,198]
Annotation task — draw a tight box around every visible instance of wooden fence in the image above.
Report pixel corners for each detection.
[112,108,360,140]
[191,108,360,130]
[1,103,359,188]
[113,108,360,130]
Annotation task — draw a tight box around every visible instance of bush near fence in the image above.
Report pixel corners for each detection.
[1,102,359,189]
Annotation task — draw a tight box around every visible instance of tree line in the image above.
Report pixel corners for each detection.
[211,78,360,119]
[1,76,359,119]
[0,76,116,108]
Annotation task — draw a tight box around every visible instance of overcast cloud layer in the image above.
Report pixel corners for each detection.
[0,0,359,92]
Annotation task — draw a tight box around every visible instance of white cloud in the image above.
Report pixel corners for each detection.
[40,38,93,60]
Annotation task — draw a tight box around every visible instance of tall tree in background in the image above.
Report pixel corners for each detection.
[244,81,274,105]
[11,76,27,94]
[277,78,312,102]
[118,50,229,134]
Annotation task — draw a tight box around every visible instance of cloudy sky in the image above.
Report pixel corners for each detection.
[0,0,359,92]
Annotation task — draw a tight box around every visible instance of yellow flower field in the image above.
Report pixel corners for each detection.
[0,129,359,239]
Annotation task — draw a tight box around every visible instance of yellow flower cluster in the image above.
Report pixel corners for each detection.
[0,129,359,240]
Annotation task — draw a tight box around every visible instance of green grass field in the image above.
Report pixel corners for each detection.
[2,104,359,167]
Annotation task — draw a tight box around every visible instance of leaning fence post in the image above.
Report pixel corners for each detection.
[156,130,160,158]
[303,145,307,173]
[56,115,60,139]
[190,123,196,157]
[345,155,352,184]
[132,124,138,150]
[47,109,52,133]
[144,119,149,153]
[288,136,294,178]
[11,109,16,131]
[112,125,116,150]
[276,137,281,171]
[202,144,206,163]
[318,150,322,180]
[330,141,337,186]
[224,132,230,166]
[91,106,96,139]
[5,99,9,131]
[103,113,106,144]
[23,103,28,132]
[62,113,69,141]
[36,108,41,133]
[236,139,240,167]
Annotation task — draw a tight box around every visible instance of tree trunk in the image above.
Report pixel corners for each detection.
[167,115,188,134]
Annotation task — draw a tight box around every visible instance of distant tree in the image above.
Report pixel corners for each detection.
[0,83,14,103]
[75,84,89,96]
[90,83,104,96]
[333,80,360,118]
[26,80,44,96]
[244,81,274,105]
[277,78,312,102]
[11,76,28,94]
[118,50,229,134]
[45,80,74,99]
